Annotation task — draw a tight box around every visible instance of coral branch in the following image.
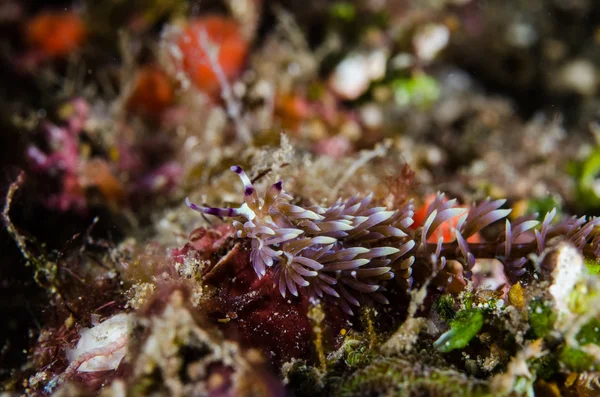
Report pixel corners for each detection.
[2,172,33,262]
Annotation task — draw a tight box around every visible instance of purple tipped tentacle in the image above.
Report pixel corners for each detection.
[185,197,241,218]
[230,165,252,188]
[263,180,283,209]
[230,165,259,210]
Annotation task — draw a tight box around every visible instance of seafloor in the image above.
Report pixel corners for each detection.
[2,1,600,396]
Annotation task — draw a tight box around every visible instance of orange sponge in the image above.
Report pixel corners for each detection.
[26,11,86,57]
[176,16,248,94]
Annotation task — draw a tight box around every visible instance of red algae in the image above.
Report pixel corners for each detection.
[170,226,345,367]
[202,254,341,366]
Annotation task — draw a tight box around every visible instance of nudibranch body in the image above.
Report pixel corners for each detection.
[186,166,415,314]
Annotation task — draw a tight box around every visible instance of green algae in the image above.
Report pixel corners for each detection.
[337,357,490,397]
[528,299,556,339]
[434,309,484,353]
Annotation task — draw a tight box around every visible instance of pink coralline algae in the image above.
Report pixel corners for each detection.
[26,98,90,212]
[25,98,185,213]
